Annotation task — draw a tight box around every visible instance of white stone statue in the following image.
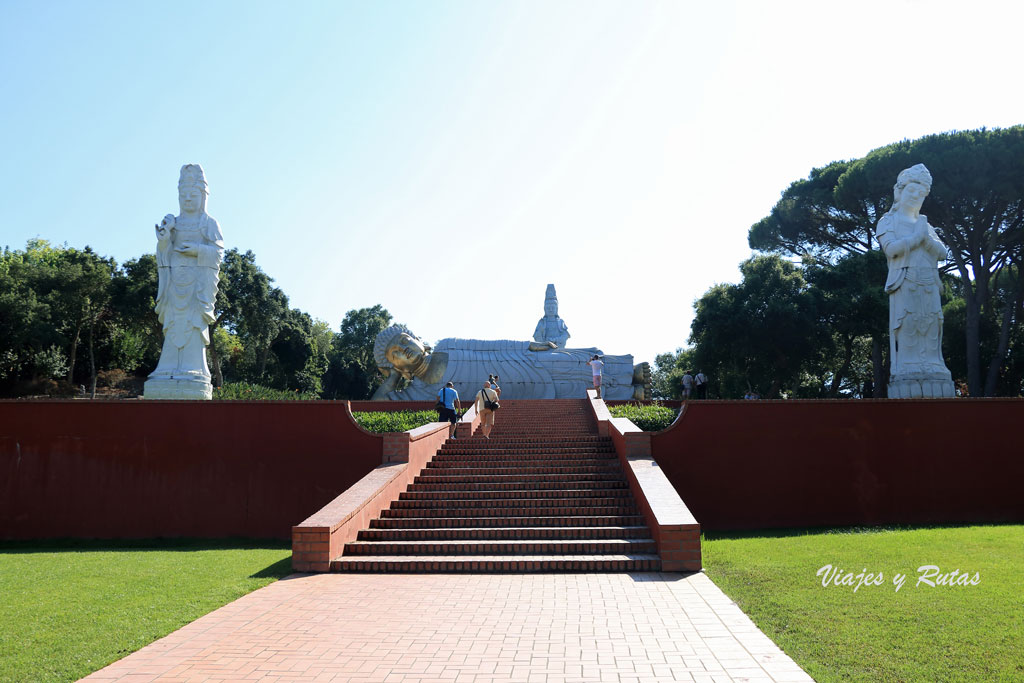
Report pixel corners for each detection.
[877,163,955,399]
[143,164,224,400]
[533,284,570,348]
[371,324,651,401]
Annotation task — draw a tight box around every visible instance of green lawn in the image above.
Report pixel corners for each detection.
[0,539,292,683]
[702,525,1024,682]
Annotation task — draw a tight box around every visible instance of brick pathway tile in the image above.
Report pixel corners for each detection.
[82,572,813,682]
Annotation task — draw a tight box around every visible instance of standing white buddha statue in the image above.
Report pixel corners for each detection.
[143,164,224,400]
[877,163,955,398]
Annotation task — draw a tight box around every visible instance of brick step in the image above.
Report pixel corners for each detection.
[343,538,657,556]
[448,435,608,445]
[483,421,593,426]
[390,496,630,510]
[406,480,628,492]
[481,430,598,436]
[480,431,596,437]
[400,488,633,501]
[415,466,622,477]
[484,420,592,424]
[432,454,616,464]
[357,525,651,541]
[369,515,646,529]
[331,554,661,573]
[427,457,616,468]
[414,473,626,485]
[438,447,614,456]
[484,418,591,421]
[380,505,637,519]
[480,432,596,439]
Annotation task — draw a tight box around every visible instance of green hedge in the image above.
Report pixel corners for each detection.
[352,410,440,433]
[213,382,319,400]
[608,403,679,432]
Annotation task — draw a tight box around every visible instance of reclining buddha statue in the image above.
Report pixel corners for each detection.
[370,323,651,401]
[371,285,651,401]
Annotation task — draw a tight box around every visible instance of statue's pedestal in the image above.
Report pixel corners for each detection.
[888,372,955,399]
[144,376,213,400]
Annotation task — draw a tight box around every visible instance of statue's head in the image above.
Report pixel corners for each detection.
[374,324,427,379]
[544,284,558,317]
[892,163,932,212]
[178,164,209,215]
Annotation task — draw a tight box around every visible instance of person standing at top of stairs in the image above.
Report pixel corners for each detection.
[474,381,500,439]
[587,355,604,399]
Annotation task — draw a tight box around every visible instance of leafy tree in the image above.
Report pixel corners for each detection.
[750,127,1024,396]
[690,255,824,398]
[322,305,393,399]
[0,240,117,395]
[803,250,888,397]
[208,249,291,387]
[0,242,59,388]
[209,249,270,386]
[109,254,161,373]
[264,309,331,394]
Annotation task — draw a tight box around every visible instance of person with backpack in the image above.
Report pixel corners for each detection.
[694,370,707,399]
[474,380,500,439]
[436,381,461,439]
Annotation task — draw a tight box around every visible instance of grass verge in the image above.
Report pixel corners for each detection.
[0,539,291,682]
[702,524,1024,682]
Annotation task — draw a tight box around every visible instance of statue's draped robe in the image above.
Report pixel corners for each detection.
[154,214,223,367]
[877,213,949,378]
[384,338,637,400]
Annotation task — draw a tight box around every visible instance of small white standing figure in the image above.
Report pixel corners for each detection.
[877,164,955,398]
[143,164,224,400]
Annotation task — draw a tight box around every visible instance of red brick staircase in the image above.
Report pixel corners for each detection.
[332,399,661,572]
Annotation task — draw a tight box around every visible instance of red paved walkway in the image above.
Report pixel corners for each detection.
[83,572,813,682]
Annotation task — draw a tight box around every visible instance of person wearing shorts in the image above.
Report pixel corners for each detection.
[587,355,604,399]
[474,380,499,439]
[437,381,461,439]
[681,371,694,400]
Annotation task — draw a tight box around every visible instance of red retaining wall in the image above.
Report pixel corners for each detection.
[651,398,1024,531]
[0,400,382,540]
[5,398,1021,541]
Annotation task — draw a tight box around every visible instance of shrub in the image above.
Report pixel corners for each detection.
[608,402,679,432]
[353,410,439,433]
[96,368,129,388]
[213,382,319,401]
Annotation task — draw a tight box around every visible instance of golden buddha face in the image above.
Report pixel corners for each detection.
[385,333,427,374]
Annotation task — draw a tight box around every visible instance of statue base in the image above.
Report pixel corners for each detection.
[144,376,213,400]
[888,372,955,399]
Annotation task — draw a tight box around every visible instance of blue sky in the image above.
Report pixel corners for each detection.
[2,1,1022,366]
